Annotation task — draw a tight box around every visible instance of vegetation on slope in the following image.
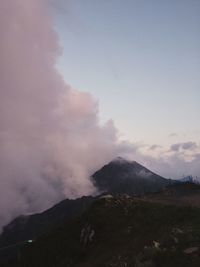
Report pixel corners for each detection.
[4,195,200,267]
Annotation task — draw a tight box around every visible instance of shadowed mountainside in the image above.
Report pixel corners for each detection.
[0,157,174,250]
[1,158,199,266]
[92,157,174,195]
[3,194,200,267]
[0,196,95,248]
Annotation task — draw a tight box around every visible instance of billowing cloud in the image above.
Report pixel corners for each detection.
[0,0,135,230]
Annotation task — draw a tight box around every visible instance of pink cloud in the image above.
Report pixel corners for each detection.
[0,0,131,230]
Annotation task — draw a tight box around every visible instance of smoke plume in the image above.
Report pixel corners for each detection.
[0,0,131,230]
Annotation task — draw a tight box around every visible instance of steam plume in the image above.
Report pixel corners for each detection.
[0,0,129,230]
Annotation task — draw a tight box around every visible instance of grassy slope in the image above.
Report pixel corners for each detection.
[6,196,200,267]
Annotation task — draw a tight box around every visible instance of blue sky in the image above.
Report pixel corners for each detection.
[55,0,200,148]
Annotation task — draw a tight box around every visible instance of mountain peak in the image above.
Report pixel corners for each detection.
[92,157,172,195]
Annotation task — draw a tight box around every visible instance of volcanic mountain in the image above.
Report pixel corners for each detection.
[92,157,174,195]
[0,158,178,266]
[0,158,173,252]
[1,158,200,266]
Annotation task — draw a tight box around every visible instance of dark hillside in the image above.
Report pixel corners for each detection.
[0,196,95,248]
[4,196,200,267]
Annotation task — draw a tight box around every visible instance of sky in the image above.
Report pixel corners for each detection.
[0,0,200,231]
[56,0,200,148]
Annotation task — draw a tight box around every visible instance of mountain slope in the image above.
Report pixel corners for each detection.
[0,157,181,265]
[0,157,173,249]
[92,157,174,195]
[0,196,95,248]
[4,195,200,267]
